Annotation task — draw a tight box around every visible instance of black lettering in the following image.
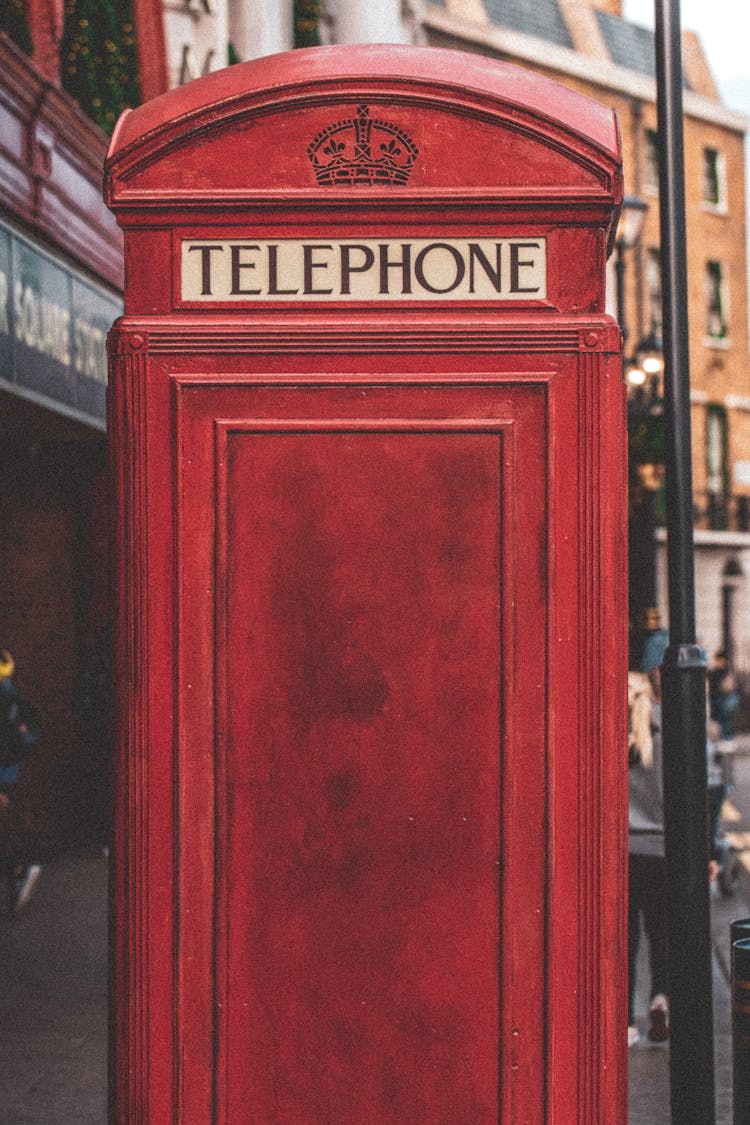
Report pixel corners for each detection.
[468,243,502,293]
[510,242,541,294]
[340,244,375,295]
[267,245,299,295]
[230,244,262,295]
[303,244,334,295]
[414,243,466,294]
[379,244,412,295]
[187,244,224,296]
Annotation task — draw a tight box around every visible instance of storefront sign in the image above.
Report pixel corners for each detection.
[181,236,547,302]
[0,222,122,426]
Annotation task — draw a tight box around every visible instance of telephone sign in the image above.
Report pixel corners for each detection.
[180,237,547,302]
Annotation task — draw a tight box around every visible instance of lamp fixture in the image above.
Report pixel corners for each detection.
[616,194,648,249]
[626,365,647,387]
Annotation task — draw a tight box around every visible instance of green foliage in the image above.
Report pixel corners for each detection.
[227,40,241,66]
[1,0,33,55]
[294,0,321,48]
[60,0,141,134]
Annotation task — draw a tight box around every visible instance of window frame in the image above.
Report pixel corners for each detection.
[705,259,730,345]
[646,246,662,338]
[701,146,727,214]
[644,128,659,195]
[706,403,729,530]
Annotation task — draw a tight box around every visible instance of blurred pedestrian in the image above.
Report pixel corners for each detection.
[628,628,670,1048]
[709,650,740,745]
[0,648,41,912]
[706,731,739,896]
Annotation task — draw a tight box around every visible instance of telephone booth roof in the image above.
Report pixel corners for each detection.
[105,43,622,218]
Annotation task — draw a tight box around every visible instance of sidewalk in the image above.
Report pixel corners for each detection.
[628,733,750,1124]
[628,913,734,1123]
[0,835,743,1122]
[0,849,107,1125]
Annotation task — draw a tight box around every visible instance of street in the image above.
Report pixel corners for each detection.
[629,736,750,1124]
[2,748,750,1123]
[0,849,107,1124]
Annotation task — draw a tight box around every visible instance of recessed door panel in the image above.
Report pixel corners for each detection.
[221,430,501,1122]
[174,381,550,1124]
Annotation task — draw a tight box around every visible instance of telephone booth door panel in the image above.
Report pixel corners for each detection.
[166,374,549,1122]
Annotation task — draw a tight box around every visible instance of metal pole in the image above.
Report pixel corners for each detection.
[653,2,714,1121]
[733,938,750,1123]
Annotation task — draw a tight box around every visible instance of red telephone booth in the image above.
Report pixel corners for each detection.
[105,45,626,1123]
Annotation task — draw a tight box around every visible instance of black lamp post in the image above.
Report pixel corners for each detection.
[615,194,648,350]
[654,0,714,1120]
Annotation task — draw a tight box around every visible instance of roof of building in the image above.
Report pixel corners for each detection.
[482,0,573,50]
[595,11,656,78]
[430,0,695,91]
[595,9,691,88]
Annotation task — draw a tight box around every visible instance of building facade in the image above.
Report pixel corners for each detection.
[420,0,750,673]
[0,21,124,849]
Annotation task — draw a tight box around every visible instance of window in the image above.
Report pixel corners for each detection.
[644,129,659,192]
[706,405,728,530]
[702,147,726,210]
[705,261,729,341]
[647,248,662,337]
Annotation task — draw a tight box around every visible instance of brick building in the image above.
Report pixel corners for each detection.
[418,0,750,671]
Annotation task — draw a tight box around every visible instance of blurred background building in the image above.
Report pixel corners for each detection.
[1,0,748,848]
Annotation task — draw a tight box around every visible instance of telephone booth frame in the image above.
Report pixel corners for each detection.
[105,45,626,1123]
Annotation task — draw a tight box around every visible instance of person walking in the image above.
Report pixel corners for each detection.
[709,650,740,745]
[628,628,670,1048]
[0,649,41,912]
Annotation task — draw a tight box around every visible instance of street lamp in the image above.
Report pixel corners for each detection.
[627,321,665,664]
[615,194,648,348]
[638,331,666,377]
[614,195,665,662]
[627,328,666,406]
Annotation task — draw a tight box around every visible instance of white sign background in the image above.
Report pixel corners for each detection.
[181,237,547,302]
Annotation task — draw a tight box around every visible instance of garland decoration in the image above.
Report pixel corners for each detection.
[0,0,33,55]
[294,0,321,48]
[60,0,141,134]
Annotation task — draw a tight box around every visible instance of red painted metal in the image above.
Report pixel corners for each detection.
[27,0,64,84]
[132,0,169,102]
[105,44,627,1123]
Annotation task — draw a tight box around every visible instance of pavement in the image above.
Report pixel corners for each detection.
[628,734,750,1124]
[0,849,107,1125]
[2,749,750,1124]
[628,873,736,1124]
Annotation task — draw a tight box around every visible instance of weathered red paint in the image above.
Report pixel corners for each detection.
[105,44,627,1123]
